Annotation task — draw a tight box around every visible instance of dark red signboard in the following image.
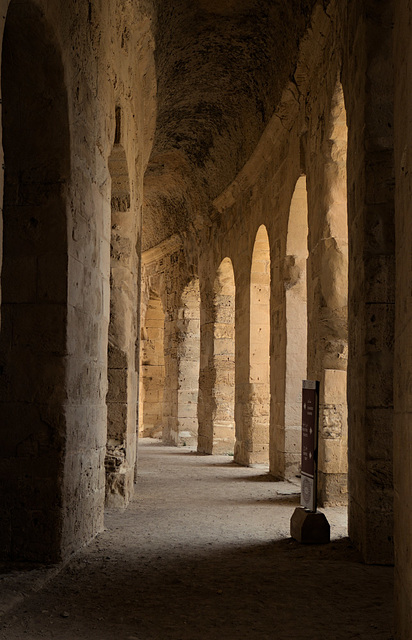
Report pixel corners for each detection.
[301,380,319,511]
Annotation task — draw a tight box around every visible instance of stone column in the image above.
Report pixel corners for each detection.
[393,0,411,634]
[212,260,236,454]
[234,260,251,465]
[270,235,287,478]
[163,279,200,447]
[105,141,137,508]
[163,310,179,444]
[197,276,215,454]
[344,0,394,564]
[177,282,200,446]
[307,82,348,506]
[0,2,71,561]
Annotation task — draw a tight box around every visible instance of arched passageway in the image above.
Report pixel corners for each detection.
[0,0,70,561]
[139,295,165,439]
[248,225,271,465]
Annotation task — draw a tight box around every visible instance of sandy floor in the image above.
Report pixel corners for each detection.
[0,440,394,639]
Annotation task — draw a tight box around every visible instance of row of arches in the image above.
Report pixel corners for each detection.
[139,79,349,506]
[139,219,304,469]
[140,202,342,495]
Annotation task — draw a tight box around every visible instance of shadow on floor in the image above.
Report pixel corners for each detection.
[1,535,394,640]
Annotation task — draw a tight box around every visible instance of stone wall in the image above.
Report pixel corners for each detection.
[0,0,156,560]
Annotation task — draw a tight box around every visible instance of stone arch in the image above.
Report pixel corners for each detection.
[0,0,70,561]
[212,257,235,454]
[105,106,135,508]
[139,294,165,439]
[282,175,309,478]
[249,225,271,465]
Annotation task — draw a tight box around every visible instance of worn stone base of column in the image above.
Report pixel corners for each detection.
[318,471,348,507]
[105,467,134,509]
[290,507,330,544]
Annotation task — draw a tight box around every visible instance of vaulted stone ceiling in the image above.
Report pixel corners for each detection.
[142,0,317,251]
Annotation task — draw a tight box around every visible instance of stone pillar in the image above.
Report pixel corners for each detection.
[270,234,287,478]
[163,311,179,444]
[307,82,348,506]
[198,258,236,455]
[234,258,251,465]
[163,279,200,446]
[197,276,215,454]
[344,0,394,564]
[394,0,412,635]
[177,282,200,447]
[306,241,348,507]
[235,226,270,466]
[105,141,137,508]
[0,1,70,561]
[211,259,236,454]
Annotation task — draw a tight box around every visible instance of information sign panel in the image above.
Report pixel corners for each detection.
[300,380,320,512]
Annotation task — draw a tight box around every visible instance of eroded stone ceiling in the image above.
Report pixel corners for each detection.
[143,0,318,251]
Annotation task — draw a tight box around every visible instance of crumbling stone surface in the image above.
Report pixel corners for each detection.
[104,442,133,509]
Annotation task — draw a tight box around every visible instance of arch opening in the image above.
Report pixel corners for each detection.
[249,225,271,465]
[283,175,309,478]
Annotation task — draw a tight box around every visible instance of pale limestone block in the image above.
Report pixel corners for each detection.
[322,368,347,404]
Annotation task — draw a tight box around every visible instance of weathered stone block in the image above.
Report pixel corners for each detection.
[290,507,330,544]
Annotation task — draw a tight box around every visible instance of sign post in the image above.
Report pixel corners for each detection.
[290,379,330,544]
[300,380,319,512]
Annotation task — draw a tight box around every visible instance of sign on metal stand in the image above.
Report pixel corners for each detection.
[300,380,320,512]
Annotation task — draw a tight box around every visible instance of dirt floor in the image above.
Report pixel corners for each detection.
[0,439,394,639]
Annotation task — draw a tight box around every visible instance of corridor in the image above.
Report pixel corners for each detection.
[0,441,393,639]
